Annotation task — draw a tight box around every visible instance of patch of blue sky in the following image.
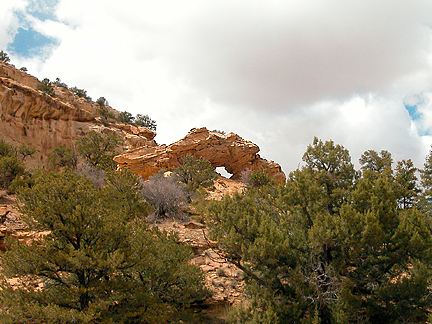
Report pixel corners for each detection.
[403,94,424,122]
[7,26,59,59]
[26,0,60,22]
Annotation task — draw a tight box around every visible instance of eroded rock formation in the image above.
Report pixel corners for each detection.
[0,62,156,168]
[115,127,286,183]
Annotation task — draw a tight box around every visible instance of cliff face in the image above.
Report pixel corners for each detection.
[115,127,286,183]
[0,62,156,168]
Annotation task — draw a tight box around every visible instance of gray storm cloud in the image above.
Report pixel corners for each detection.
[165,1,432,111]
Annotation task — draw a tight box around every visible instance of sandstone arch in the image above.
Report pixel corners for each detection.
[114,127,286,184]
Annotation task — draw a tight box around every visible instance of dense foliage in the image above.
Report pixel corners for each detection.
[208,137,432,323]
[0,170,208,323]
[0,140,34,192]
[48,144,78,170]
[76,130,122,170]
[174,155,217,193]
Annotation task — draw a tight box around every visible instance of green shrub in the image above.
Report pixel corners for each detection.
[76,130,122,170]
[38,78,55,97]
[96,96,108,106]
[0,50,10,63]
[69,86,91,101]
[0,156,25,189]
[134,114,157,131]
[241,169,274,188]
[97,107,116,120]
[174,155,217,193]
[48,144,77,170]
[53,77,68,89]
[0,170,208,323]
[117,111,134,124]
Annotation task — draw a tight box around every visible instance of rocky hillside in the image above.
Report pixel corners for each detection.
[0,61,156,169]
[0,61,285,183]
[0,61,289,323]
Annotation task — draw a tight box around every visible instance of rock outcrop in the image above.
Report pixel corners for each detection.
[0,62,156,168]
[115,127,286,183]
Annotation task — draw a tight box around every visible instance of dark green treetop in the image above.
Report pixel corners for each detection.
[208,138,432,324]
[0,170,208,323]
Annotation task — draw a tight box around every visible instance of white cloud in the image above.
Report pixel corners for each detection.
[5,0,432,174]
[0,0,28,49]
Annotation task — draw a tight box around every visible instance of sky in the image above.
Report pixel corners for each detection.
[2,0,432,175]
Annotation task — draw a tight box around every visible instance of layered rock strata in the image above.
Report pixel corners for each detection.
[115,127,286,183]
[0,62,156,168]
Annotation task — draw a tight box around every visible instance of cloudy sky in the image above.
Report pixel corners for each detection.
[2,0,432,174]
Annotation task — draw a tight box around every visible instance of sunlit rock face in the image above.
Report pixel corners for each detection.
[115,127,286,183]
[0,62,156,168]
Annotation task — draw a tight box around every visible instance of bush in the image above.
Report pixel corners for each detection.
[16,144,35,161]
[0,170,208,323]
[174,155,217,193]
[0,50,10,63]
[241,169,274,188]
[118,111,134,124]
[8,173,34,194]
[0,156,25,189]
[0,140,16,158]
[38,78,55,96]
[96,96,108,106]
[70,86,91,101]
[135,114,157,131]
[48,144,77,170]
[141,172,188,219]
[97,107,116,121]
[19,67,27,72]
[76,130,122,170]
[53,77,68,89]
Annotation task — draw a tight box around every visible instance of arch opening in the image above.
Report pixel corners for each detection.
[215,166,233,179]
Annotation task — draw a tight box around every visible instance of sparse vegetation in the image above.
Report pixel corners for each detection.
[116,111,157,131]
[118,110,134,124]
[134,113,157,131]
[53,77,68,89]
[141,171,189,219]
[96,96,108,106]
[70,86,91,101]
[97,107,116,123]
[0,50,10,63]
[38,78,55,96]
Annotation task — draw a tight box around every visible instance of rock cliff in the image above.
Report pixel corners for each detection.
[115,127,286,183]
[0,62,156,168]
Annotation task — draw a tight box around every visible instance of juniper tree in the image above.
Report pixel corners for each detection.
[173,154,217,193]
[0,170,208,323]
[208,138,432,324]
[76,130,122,170]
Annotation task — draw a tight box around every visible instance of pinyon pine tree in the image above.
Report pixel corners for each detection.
[208,138,432,324]
[0,170,208,323]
